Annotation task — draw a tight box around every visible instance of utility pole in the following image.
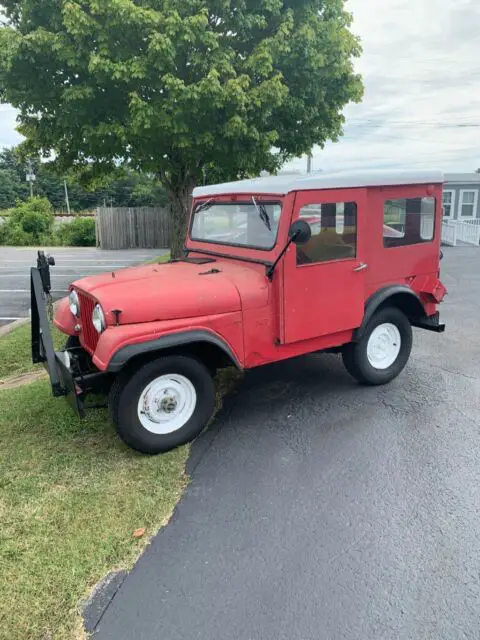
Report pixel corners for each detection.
[64,179,71,215]
[25,159,36,197]
[307,153,312,174]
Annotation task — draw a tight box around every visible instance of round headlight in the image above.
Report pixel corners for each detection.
[92,304,106,333]
[69,290,80,317]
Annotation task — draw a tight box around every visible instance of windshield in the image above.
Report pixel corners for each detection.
[190,201,282,250]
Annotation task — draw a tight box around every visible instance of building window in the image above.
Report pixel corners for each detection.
[383,197,435,248]
[442,190,454,218]
[459,190,478,218]
[296,202,357,265]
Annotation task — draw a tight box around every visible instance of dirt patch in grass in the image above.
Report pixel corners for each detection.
[0,370,47,390]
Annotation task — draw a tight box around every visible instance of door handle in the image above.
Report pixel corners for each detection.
[353,262,368,272]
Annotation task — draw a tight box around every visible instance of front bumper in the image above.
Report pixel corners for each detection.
[31,265,108,417]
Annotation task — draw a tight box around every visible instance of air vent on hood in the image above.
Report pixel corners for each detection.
[171,257,217,265]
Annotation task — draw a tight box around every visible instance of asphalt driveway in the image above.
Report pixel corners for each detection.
[94,247,480,640]
[0,246,164,327]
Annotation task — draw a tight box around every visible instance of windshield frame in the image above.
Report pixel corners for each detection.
[189,199,283,252]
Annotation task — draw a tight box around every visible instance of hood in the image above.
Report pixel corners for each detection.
[72,259,269,325]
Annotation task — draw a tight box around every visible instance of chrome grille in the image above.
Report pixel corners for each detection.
[77,291,99,353]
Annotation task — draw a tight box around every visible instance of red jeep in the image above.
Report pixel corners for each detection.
[31,170,446,454]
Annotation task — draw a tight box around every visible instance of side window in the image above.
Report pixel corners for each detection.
[442,190,454,218]
[296,201,357,265]
[383,197,435,248]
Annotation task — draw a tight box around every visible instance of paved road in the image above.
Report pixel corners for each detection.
[0,247,165,327]
[94,247,480,640]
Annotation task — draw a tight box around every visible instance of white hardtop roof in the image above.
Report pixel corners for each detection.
[193,169,444,198]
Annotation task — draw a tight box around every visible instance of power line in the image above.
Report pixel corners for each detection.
[345,121,480,129]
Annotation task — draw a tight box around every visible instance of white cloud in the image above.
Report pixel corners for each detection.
[287,0,480,173]
[1,0,479,174]
[0,105,22,148]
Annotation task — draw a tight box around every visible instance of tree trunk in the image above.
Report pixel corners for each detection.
[163,175,196,259]
[169,196,188,259]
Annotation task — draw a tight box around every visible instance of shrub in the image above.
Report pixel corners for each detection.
[21,210,52,236]
[56,217,96,246]
[0,198,97,246]
[0,222,5,244]
[1,223,32,246]
[11,197,54,230]
[0,197,55,245]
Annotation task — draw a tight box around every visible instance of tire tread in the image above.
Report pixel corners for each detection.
[108,355,215,454]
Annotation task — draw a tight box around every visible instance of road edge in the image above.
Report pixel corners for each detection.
[0,317,30,338]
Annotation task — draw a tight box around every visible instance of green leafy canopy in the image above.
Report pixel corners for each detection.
[0,0,363,253]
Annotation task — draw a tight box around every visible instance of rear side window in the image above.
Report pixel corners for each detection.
[296,202,357,265]
[384,197,435,247]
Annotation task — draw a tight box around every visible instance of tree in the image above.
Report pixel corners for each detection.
[0,0,363,257]
[0,146,168,210]
[0,148,29,207]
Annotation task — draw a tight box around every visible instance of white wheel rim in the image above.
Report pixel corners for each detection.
[367,323,402,370]
[137,374,197,435]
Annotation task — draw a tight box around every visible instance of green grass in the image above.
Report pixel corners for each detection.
[0,320,240,639]
[0,322,64,381]
[0,323,35,379]
[0,382,188,639]
[146,252,171,265]
[0,324,189,639]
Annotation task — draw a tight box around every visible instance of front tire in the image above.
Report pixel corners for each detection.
[342,307,412,385]
[109,355,215,454]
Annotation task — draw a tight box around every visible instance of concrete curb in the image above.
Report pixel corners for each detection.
[0,316,30,339]
[82,570,128,633]
[0,300,62,340]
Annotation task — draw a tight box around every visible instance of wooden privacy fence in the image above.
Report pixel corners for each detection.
[96,206,172,249]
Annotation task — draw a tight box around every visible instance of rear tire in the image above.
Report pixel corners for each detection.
[109,355,215,454]
[342,307,412,385]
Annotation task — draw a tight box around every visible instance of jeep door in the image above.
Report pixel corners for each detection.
[282,188,368,344]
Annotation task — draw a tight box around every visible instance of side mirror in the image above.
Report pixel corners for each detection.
[289,220,312,245]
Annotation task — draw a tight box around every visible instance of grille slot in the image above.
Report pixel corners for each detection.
[78,292,99,353]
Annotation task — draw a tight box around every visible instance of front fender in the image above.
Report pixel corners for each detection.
[53,296,77,336]
[106,329,241,372]
[91,312,244,371]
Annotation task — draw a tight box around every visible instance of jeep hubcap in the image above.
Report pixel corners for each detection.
[138,374,197,434]
[367,323,401,370]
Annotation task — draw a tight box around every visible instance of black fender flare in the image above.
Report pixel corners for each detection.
[107,330,241,373]
[353,285,425,342]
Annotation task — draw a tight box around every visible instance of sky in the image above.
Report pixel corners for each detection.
[286,0,480,174]
[1,0,479,174]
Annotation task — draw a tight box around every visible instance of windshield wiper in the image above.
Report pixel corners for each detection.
[195,198,215,214]
[252,196,271,231]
